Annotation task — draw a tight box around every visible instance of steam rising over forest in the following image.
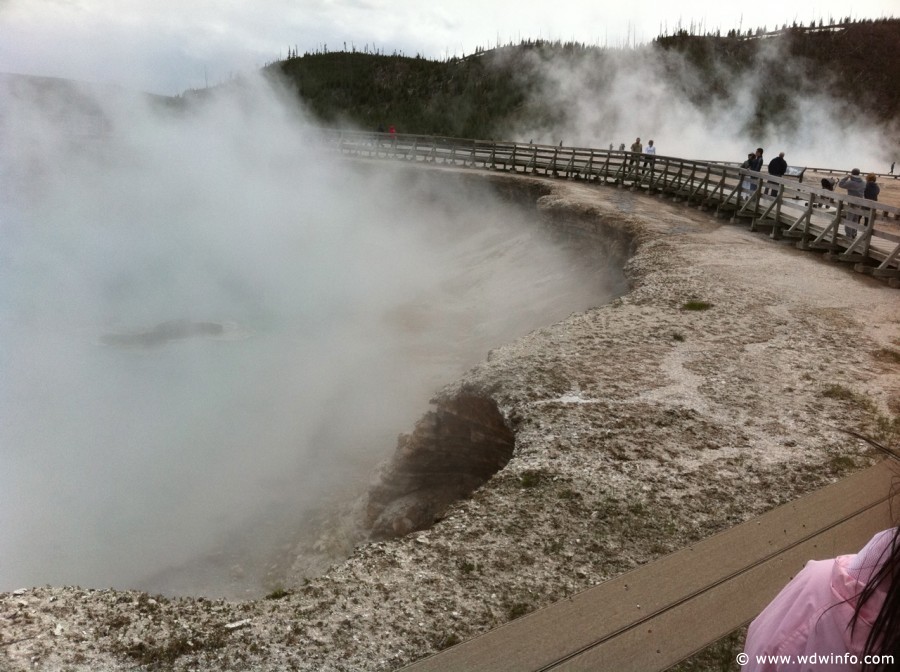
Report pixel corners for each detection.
[265,18,899,169]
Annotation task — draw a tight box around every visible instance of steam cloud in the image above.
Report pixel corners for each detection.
[0,74,619,596]
[497,39,893,170]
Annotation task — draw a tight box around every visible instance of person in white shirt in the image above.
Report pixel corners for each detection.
[643,139,657,171]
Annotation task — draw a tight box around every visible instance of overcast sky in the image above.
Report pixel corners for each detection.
[0,0,896,96]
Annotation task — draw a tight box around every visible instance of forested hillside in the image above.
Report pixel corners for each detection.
[261,17,899,149]
[270,50,524,139]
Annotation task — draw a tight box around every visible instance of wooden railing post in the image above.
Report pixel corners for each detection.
[798,194,815,248]
[861,207,876,258]
[831,201,844,247]
[770,186,784,239]
[564,149,576,179]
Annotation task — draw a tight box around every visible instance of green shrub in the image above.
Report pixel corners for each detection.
[681,300,713,311]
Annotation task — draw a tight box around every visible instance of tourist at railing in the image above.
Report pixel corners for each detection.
[862,173,881,229]
[749,147,765,172]
[629,137,642,169]
[742,527,900,672]
[740,148,765,194]
[741,152,756,193]
[766,152,787,196]
[839,168,866,238]
[643,139,657,171]
[865,173,880,201]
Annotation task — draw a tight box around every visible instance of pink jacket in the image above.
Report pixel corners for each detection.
[742,530,894,671]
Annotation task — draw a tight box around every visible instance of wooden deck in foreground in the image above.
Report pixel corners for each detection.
[401,462,897,672]
[322,132,900,287]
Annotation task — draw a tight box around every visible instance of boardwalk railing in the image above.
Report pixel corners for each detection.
[320,131,900,285]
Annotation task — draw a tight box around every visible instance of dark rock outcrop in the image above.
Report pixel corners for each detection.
[366,392,514,538]
[100,319,225,348]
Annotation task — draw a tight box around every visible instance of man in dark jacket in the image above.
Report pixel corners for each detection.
[766,152,787,196]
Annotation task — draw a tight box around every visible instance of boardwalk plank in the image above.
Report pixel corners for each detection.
[551,504,890,671]
[401,462,896,672]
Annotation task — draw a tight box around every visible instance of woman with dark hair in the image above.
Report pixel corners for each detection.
[742,527,900,671]
[862,174,881,230]
[851,528,900,671]
[865,174,881,202]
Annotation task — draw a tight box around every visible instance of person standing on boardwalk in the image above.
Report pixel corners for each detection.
[890,161,894,175]
[749,147,764,172]
[862,173,880,229]
[766,152,787,196]
[740,152,755,193]
[741,148,764,193]
[630,137,642,170]
[744,148,764,193]
[643,139,657,171]
[865,173,880,201]
[838,168,866,238]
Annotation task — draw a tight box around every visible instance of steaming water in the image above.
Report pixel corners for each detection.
[0,75,622,597]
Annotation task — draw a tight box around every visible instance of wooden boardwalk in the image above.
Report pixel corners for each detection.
[400,462,898,672]
[323,132,900,287]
